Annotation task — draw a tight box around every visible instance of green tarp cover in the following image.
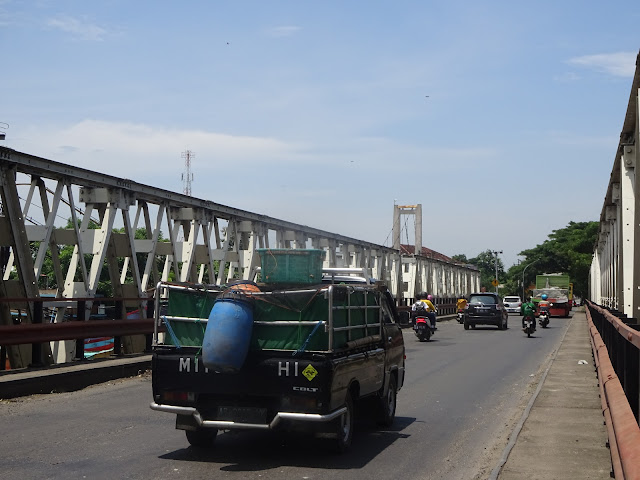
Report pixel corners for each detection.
[163,285,381,351]
[164,288,220,347]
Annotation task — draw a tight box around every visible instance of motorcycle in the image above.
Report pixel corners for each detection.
[538,308,550,328]
[456,310,464,324]
[413,315,435,341]
[523,316,536,337]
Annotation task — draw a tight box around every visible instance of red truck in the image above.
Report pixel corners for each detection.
[533,274,572,317]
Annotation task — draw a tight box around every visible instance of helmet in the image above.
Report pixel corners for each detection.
[541,294,548,300]
[427,294,434,301]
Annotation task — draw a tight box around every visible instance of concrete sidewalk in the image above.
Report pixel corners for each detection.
[495,310,612,479]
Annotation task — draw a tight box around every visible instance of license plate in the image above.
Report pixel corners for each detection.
[217,406,267,423]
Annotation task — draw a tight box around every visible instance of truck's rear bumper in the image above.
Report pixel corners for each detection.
[149,401,346,430]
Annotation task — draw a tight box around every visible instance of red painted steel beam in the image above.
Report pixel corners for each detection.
[586,304,640,480]
[0,319,159,346]
[590,303,640,350]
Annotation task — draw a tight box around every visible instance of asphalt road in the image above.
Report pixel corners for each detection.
[0,314,571,480]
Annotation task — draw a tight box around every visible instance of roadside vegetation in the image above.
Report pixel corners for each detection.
[452,221,598,300]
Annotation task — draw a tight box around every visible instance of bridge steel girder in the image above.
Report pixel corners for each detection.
[590,54,640,319]
[0,147,479,366]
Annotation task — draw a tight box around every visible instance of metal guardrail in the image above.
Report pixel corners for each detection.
[586,300,640,479]
[0,296,157,368]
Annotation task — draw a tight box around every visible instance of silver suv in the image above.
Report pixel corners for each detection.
[503,296,522,314]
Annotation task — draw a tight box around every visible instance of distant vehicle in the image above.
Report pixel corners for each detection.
[534,274,571,317]
[503,296,522,314]
[463,293,509,330]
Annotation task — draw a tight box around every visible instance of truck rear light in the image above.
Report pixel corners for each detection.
[284,395,320,411]
[161,391,195,404]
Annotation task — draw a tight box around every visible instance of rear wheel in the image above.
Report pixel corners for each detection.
[377,376,397,427]
[334,392,354,453]
[185,428,217,448]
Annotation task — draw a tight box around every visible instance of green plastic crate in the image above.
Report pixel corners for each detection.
[257,248,326,284]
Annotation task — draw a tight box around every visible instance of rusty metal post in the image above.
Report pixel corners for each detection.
[74,300,85,361]
[145,301,154,353]
[624,331,640,421]
[30,300,44,366]
[113,299,123,356]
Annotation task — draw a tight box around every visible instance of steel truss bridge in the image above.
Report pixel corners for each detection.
[588,51,640,477]
[590,54,640,316]
[0,147,479,369]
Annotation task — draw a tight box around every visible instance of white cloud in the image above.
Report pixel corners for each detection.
[12,120,305,178]
[567,52,637,77]
[265,26,301,38]
[46,14,107,41]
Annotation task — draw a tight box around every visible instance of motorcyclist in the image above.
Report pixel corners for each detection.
[520,296,537,331]
[538,293,550,316]
[412,292,438,329]
[456,296,468,313]
[456,296,467,323]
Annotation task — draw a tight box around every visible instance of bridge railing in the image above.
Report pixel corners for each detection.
[586,300,640,479]
[0,296,157,369]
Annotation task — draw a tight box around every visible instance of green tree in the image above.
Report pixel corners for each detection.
[452,250,505,292]
[513,221,598,299]
[472,250,505,291]
[451,254,470,264]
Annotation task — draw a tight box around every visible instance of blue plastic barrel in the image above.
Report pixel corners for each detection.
[202,297,254,373]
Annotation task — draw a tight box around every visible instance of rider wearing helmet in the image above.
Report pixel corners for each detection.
[520,296,537,330]
[538,293,551,318]
[411,292,438,329]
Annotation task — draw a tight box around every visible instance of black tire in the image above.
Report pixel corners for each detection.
[463,321,470,330]
[377,375,397,427]
[186,428,217,448]
[471,324,476,329]
[504,318,508,329]
[334,392,354,453]
[527,332,531,338]
[496,320,503,330]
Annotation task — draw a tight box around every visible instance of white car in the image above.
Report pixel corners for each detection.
[503,296,522,314]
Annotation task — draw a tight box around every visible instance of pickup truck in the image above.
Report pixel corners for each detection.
[149,271,405,452]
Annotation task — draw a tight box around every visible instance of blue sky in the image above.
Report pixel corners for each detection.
[2,1,639,268]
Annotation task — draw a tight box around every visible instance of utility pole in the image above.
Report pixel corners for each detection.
[492,250,503,294]
[522,259,539,299]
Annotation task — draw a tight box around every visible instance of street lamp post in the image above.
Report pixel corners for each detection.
[522,260,539,299]
[491,250,503,294]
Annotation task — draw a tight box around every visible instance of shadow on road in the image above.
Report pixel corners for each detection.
[159,416,415,470]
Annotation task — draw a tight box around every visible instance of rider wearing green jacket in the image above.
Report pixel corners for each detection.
[520,297,537,330]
